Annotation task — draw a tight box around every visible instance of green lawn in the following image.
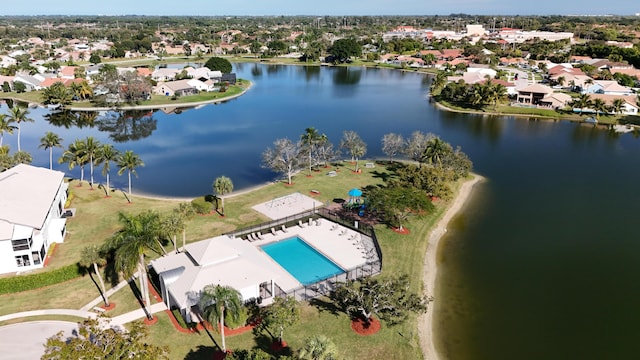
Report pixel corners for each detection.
[0,161,464,359]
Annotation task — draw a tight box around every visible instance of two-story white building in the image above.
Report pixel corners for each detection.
[0,164,69,274]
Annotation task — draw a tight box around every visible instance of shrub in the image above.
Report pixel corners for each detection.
[225,305,249,329]
[191,197,212,214]
[0,264,82,295]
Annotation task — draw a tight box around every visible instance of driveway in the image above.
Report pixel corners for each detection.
[0,321,77,359]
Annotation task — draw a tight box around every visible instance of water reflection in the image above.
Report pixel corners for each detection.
[250,63,263,77]
[299,65,321,82]
[438,111,505,145]
[332,67,362,85]
[45,110,99,129]
[96,110,157,143]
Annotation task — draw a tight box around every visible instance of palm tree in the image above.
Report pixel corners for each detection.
[8,105,33,152]
[423,136,451,166]
[591,98,608,120]
[0,114,17,147]
[571,93,592,115]
[82,137,100,189]
[107,211,165,316]
[79,245,110,307]
[199,284,243,353]
[59,139,87,185]
[298,335,339,360]
[39,132,63,170]
[301,127,321,176]
[95,144,119,197]
[212,176,233,216]
[611,98,625,116]
[117,150,144,203]
[161,213,184,254]
[175,203,195,252]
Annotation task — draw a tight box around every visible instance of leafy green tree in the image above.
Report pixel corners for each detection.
[611,98,625,115]
[329,38,362,63]
[13,81,26,93]
[204,57,232,74]
[199,284,243,353]
[95,144,119,196]
[381,133,405,162]
[39,131,63,170]
[333,274,428,326]
[213,175,233,216]
[262,138,302,185]
[365,185,434,231]
[161,212,184,254]
[78,245,110,307]
[255,296,300,346]
[339,130,366,172]
[42,317,168,360]
[571,93,592,115]
[8,105,33,152]
[12,150,32,165]
[117,150,144,203]
[89,53,101,64]
[298,335,339,360]
[0,114,17,147]
[42,82,72,107]
[226,349,271,360]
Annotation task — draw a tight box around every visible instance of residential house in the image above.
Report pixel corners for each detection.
[584,94,639,115]
[13,73,43,91]
[152,68,180,82]
[154,79,200,96]
[516,84,553,105]
[539,92,573,109]
[0,56,17,68]
[584,80,633,96]
[0,164,69,275]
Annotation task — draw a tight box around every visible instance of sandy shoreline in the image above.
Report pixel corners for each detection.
[418,174,484,360]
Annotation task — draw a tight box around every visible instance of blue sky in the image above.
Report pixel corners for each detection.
[2,0,635,16]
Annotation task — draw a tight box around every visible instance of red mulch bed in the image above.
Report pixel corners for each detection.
[270,340,288,352]
[101,302,116,311]
[351,317,381,335]
[393,227,411,235]
[143,315,158,325]
[283,182,295,186]
[43,243,58,266]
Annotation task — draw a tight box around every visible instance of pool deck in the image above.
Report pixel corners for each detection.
[242,218,374,274]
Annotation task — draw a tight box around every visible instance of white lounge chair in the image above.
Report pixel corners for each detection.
[271,227,277,235]
[315,219,322,226]
[256,232,264,240]
[299,220,307,228]
[281,225,288,233]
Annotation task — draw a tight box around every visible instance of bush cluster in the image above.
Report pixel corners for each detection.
[0,264,81,295]
[191,197,212,214]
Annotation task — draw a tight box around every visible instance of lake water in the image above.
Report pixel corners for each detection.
[4,63,640,359]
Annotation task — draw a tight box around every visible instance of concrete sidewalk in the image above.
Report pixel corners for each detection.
[111,302,167,327]
[0,309,97,323]
[80,279,131,311]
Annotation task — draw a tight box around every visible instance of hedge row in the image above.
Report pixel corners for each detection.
[0,264,82,295]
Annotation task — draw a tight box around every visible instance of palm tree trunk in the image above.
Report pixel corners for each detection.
[89,157,94,189]
[128,171,132,203]
[173,234,177,254]
[221,197,225,216]
[139,255,150,306]
[49,148,53,170]
[93,262,109,306]
[156,238,168,256]
[182,229,186,252]
[220,306,226,352]
[80,165,85,185]
[105,172,111,197]
[17,125,21,152]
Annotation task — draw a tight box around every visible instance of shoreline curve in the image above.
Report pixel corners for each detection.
[418,173,484,360]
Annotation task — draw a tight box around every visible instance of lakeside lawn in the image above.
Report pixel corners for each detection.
[0,160,457,359]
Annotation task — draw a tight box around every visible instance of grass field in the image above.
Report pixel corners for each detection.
[0,160,462,359]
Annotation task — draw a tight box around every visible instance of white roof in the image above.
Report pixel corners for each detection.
[151,235,298,309]
[0,164,65,234]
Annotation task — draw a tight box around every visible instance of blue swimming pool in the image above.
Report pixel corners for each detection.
[261,237,344,286]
